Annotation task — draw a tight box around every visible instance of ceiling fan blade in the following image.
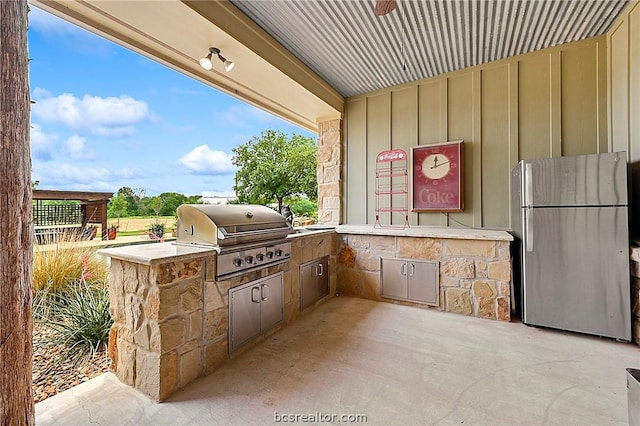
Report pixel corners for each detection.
[374,0,397,16]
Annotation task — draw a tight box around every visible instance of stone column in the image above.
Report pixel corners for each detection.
[317,118,342,224]
[106,251,211,402]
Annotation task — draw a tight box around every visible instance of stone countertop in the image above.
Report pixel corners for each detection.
[287,228,336,239]
[334,224,513,241]
[98,242,218,265]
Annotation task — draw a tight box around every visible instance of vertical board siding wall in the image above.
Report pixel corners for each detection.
[609,1,640,161]
[608,0,640,239]
[344,36,607,229]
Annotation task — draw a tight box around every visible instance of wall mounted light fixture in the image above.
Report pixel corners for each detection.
[199,47,235,72]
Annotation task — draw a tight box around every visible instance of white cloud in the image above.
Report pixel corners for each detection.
[65,135,93,160]
[201,190,237,198]
[30,123,57,160]
[31,162,144,190]
[31,90,153,137]
[179,145,236,175]
[33,162,112,186]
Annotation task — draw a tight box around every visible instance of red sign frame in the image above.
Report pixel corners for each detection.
[410,141,465,212]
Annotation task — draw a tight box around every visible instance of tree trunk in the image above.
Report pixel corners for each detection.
[0,1,34,425]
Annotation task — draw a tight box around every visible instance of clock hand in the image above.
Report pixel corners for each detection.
[431,161,450,169]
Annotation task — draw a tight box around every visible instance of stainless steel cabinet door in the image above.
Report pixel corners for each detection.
[523,206,631,340]
[300,256,329,311]
[317,256,329,301]
[260,273,283,331]
[381,258,407,299]
[229,284,262,351]
[408,261,438,305]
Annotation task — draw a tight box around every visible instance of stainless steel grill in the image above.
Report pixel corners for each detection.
[176,204,293,278]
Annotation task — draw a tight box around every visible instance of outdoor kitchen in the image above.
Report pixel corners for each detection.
[98,202,513,402]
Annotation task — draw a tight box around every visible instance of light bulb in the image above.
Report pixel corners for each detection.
[199,54,213,70]
[224,60,235,72]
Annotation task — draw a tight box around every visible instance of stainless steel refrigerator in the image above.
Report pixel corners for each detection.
[511,152,631,341]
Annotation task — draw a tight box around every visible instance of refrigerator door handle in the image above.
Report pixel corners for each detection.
[524,163,534,252]
[524,208,534,252]
[524,163,533,207]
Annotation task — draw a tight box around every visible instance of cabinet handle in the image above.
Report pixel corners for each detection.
[251,286,261,303]
[409,263,415,277]
[261,284,270,301]
[400,263,407,276]
[317,263,324,276]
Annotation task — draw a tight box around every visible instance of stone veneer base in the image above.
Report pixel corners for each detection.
[334,226,513,321]
[99,231,336,402]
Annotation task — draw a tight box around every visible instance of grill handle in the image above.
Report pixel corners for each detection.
[219,227,289,240]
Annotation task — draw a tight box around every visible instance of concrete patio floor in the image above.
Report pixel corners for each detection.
[36,296,639,425]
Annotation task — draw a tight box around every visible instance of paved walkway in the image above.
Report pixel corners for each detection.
[35,296,639,425]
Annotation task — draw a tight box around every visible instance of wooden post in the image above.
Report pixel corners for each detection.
[0,0,34,424]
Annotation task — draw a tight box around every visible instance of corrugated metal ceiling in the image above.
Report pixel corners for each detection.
[231,0,629,98]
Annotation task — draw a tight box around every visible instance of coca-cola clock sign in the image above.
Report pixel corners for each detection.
[411,140,464,212]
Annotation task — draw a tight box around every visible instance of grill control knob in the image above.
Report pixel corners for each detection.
[233,258,243,267]
[275,249,283,257]
[266,251,274,259]
[256,253,265,261]
[246,255,255,264]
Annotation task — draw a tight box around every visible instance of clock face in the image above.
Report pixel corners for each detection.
[411,141,464,212]
[422,153,451,180]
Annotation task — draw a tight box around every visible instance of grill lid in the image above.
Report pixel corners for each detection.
[176,204,292,247]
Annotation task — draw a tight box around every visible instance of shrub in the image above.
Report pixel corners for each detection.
[32,233,108,293]
[35,280,113,367]
[288,197,318,218]
[149,222,165,239]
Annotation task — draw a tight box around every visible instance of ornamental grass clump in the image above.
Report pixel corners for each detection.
[39,280,113,367]
[32,232,112,368]
[32,231,108,292]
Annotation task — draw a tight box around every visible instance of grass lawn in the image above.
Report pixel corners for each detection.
[106,216,175,233]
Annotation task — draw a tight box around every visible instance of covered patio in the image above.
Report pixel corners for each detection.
[3,0,639,423]
[36,296,638,425]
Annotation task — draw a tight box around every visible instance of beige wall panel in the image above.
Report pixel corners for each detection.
[390,87,416,226]
[416,81,445,226]
[391,87,418,148]
[345,35,612,230]
[561,43,600,156]
[518,55,552,160]
[444,72,475,227]
[366,93,391,224]
[345,98,367,224]
[481,65,511,228]
[610,19,629,154]
[417,81,443,145]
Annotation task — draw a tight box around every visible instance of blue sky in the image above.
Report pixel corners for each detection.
[28,6,315,197]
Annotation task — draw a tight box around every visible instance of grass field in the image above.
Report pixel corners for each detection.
[106,216,175,234]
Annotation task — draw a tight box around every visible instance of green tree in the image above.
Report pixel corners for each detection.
[108,194,128,227]
[148,195,164,218]
[117,186,144,216]
[232,130,317,212]
[158,192,188,216]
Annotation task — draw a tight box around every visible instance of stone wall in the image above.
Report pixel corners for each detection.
[335,234,511,321]
[632,246,640,345]
[107,256,209,402]
[106,232,336,401]
[317,119,342,224]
